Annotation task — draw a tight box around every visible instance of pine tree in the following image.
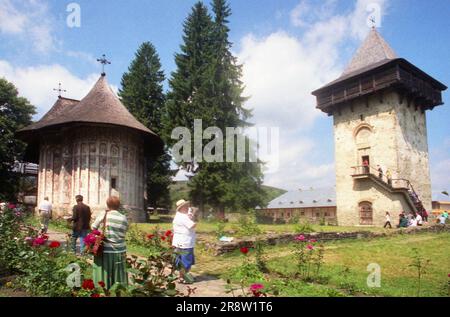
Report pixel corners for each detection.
[119,42,172,208]
[165,0,266,217]
[0,78,36,200]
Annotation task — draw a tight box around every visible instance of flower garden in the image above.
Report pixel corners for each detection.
[1,204,449,297]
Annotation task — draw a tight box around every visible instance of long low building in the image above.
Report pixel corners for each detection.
[256,187,336,224]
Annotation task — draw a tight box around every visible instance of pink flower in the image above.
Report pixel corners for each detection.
[84,234,97,246]
[32,237,46,246]
[307,244,314,250]
[309,239,317,243]
[92,229,101,236]
[448,273,450,278]
[7,203,16,210]
[295,235,305,241]
[249,283,264,292]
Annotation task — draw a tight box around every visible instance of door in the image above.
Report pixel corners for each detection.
[359,201,373,225]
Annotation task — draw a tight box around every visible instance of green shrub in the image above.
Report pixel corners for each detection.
[234,213,262,237]
[294,220,314,233]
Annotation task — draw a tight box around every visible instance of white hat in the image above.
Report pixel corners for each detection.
[176,199,190,211]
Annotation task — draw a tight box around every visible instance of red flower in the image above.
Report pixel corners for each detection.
[82,279,95,290]
[98,281,105,288]
[146,234,155,240]
[165,230,172,237]
[7,203,16,210]
[41,234,49,240]
[90,293,100,298]
[240,247,249,255]
[49,241,61,248]
[309,239,317,243]
[160,236,166,241]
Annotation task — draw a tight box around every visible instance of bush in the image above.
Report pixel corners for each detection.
[234,213,262,237]
[294,220,314,233]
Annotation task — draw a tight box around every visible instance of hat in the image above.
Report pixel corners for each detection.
[176,199,190,211]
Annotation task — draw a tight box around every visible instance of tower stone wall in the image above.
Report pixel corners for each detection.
[334,90,431,226]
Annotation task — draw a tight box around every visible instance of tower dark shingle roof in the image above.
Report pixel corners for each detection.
[342,28,397,76]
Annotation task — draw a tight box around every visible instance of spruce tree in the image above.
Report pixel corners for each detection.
[165,0,266,217]
[119,42,172,208]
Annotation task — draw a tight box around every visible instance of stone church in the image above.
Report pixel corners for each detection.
[312,29,447,226]
[17,73,163,222]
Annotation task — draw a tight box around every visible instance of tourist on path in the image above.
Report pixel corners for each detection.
[172,199,197,284]
[383,212,392,228]
[91,196,128,289]
[38,196,52,234]
[69,195,91,254]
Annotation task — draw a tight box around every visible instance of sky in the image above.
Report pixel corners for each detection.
[0,0,449,199]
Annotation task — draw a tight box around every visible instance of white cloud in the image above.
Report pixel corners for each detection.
[0,0,56,53]
[237,0,389,190]
[0,60,101,118]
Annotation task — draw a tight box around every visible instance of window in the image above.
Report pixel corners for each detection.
[111,177,117,190]
[359,201,373,225]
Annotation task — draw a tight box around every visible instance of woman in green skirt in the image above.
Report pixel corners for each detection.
[91,196,129,289]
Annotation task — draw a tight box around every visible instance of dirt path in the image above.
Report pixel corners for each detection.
[46,229,232,297]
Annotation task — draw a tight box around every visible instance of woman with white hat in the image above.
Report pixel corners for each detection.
[172,199,196,284]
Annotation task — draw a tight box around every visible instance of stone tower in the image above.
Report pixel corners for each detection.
[17,74,163,222]
[312,29,447,226]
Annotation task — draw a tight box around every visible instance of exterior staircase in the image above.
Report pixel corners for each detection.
[351,166,425,214]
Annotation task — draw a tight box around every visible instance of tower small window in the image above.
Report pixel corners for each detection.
[360,114,364,121]
[111,177,117,189]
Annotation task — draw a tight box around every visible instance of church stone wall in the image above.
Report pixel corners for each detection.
[37,126,146,222]
[333,90,431,226]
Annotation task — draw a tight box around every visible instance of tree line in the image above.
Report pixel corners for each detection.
[0,0,267,217]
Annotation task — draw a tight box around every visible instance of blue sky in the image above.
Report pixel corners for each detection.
[0,0,449,199]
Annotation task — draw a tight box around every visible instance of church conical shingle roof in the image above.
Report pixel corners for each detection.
[17,74,163,162]
[342,28,397,76]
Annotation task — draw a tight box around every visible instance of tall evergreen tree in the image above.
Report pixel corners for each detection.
[165,0,266,217]
[119,42,172,208]
[0,78,36,200]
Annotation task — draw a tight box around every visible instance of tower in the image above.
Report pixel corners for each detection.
[17,74,163,222]
[312,29,447,226]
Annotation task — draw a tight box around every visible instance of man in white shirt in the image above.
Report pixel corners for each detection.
[172,199,196,284]
[38,196,52,234]
[416,213,423,226]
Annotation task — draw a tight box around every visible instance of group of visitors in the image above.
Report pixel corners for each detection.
[394,211,426,228]
[361,159,392,185]
[36,195,197,289]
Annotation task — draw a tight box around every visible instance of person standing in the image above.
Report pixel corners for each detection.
[377,165,383,179]
[383,212,392,229]
[172,199,197,284]
[362,159,369,174]
[415,212,423,226]
[38,196,52,234]
[422,210,428,222]
[386,169,392,186]
[69,195,91,254]
[92,196,128,289]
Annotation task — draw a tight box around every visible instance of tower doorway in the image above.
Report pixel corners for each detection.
[359,201,373,225]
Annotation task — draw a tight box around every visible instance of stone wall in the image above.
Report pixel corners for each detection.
[36,126,146,221]
[333,89,431,226]
[202,225,449,256]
